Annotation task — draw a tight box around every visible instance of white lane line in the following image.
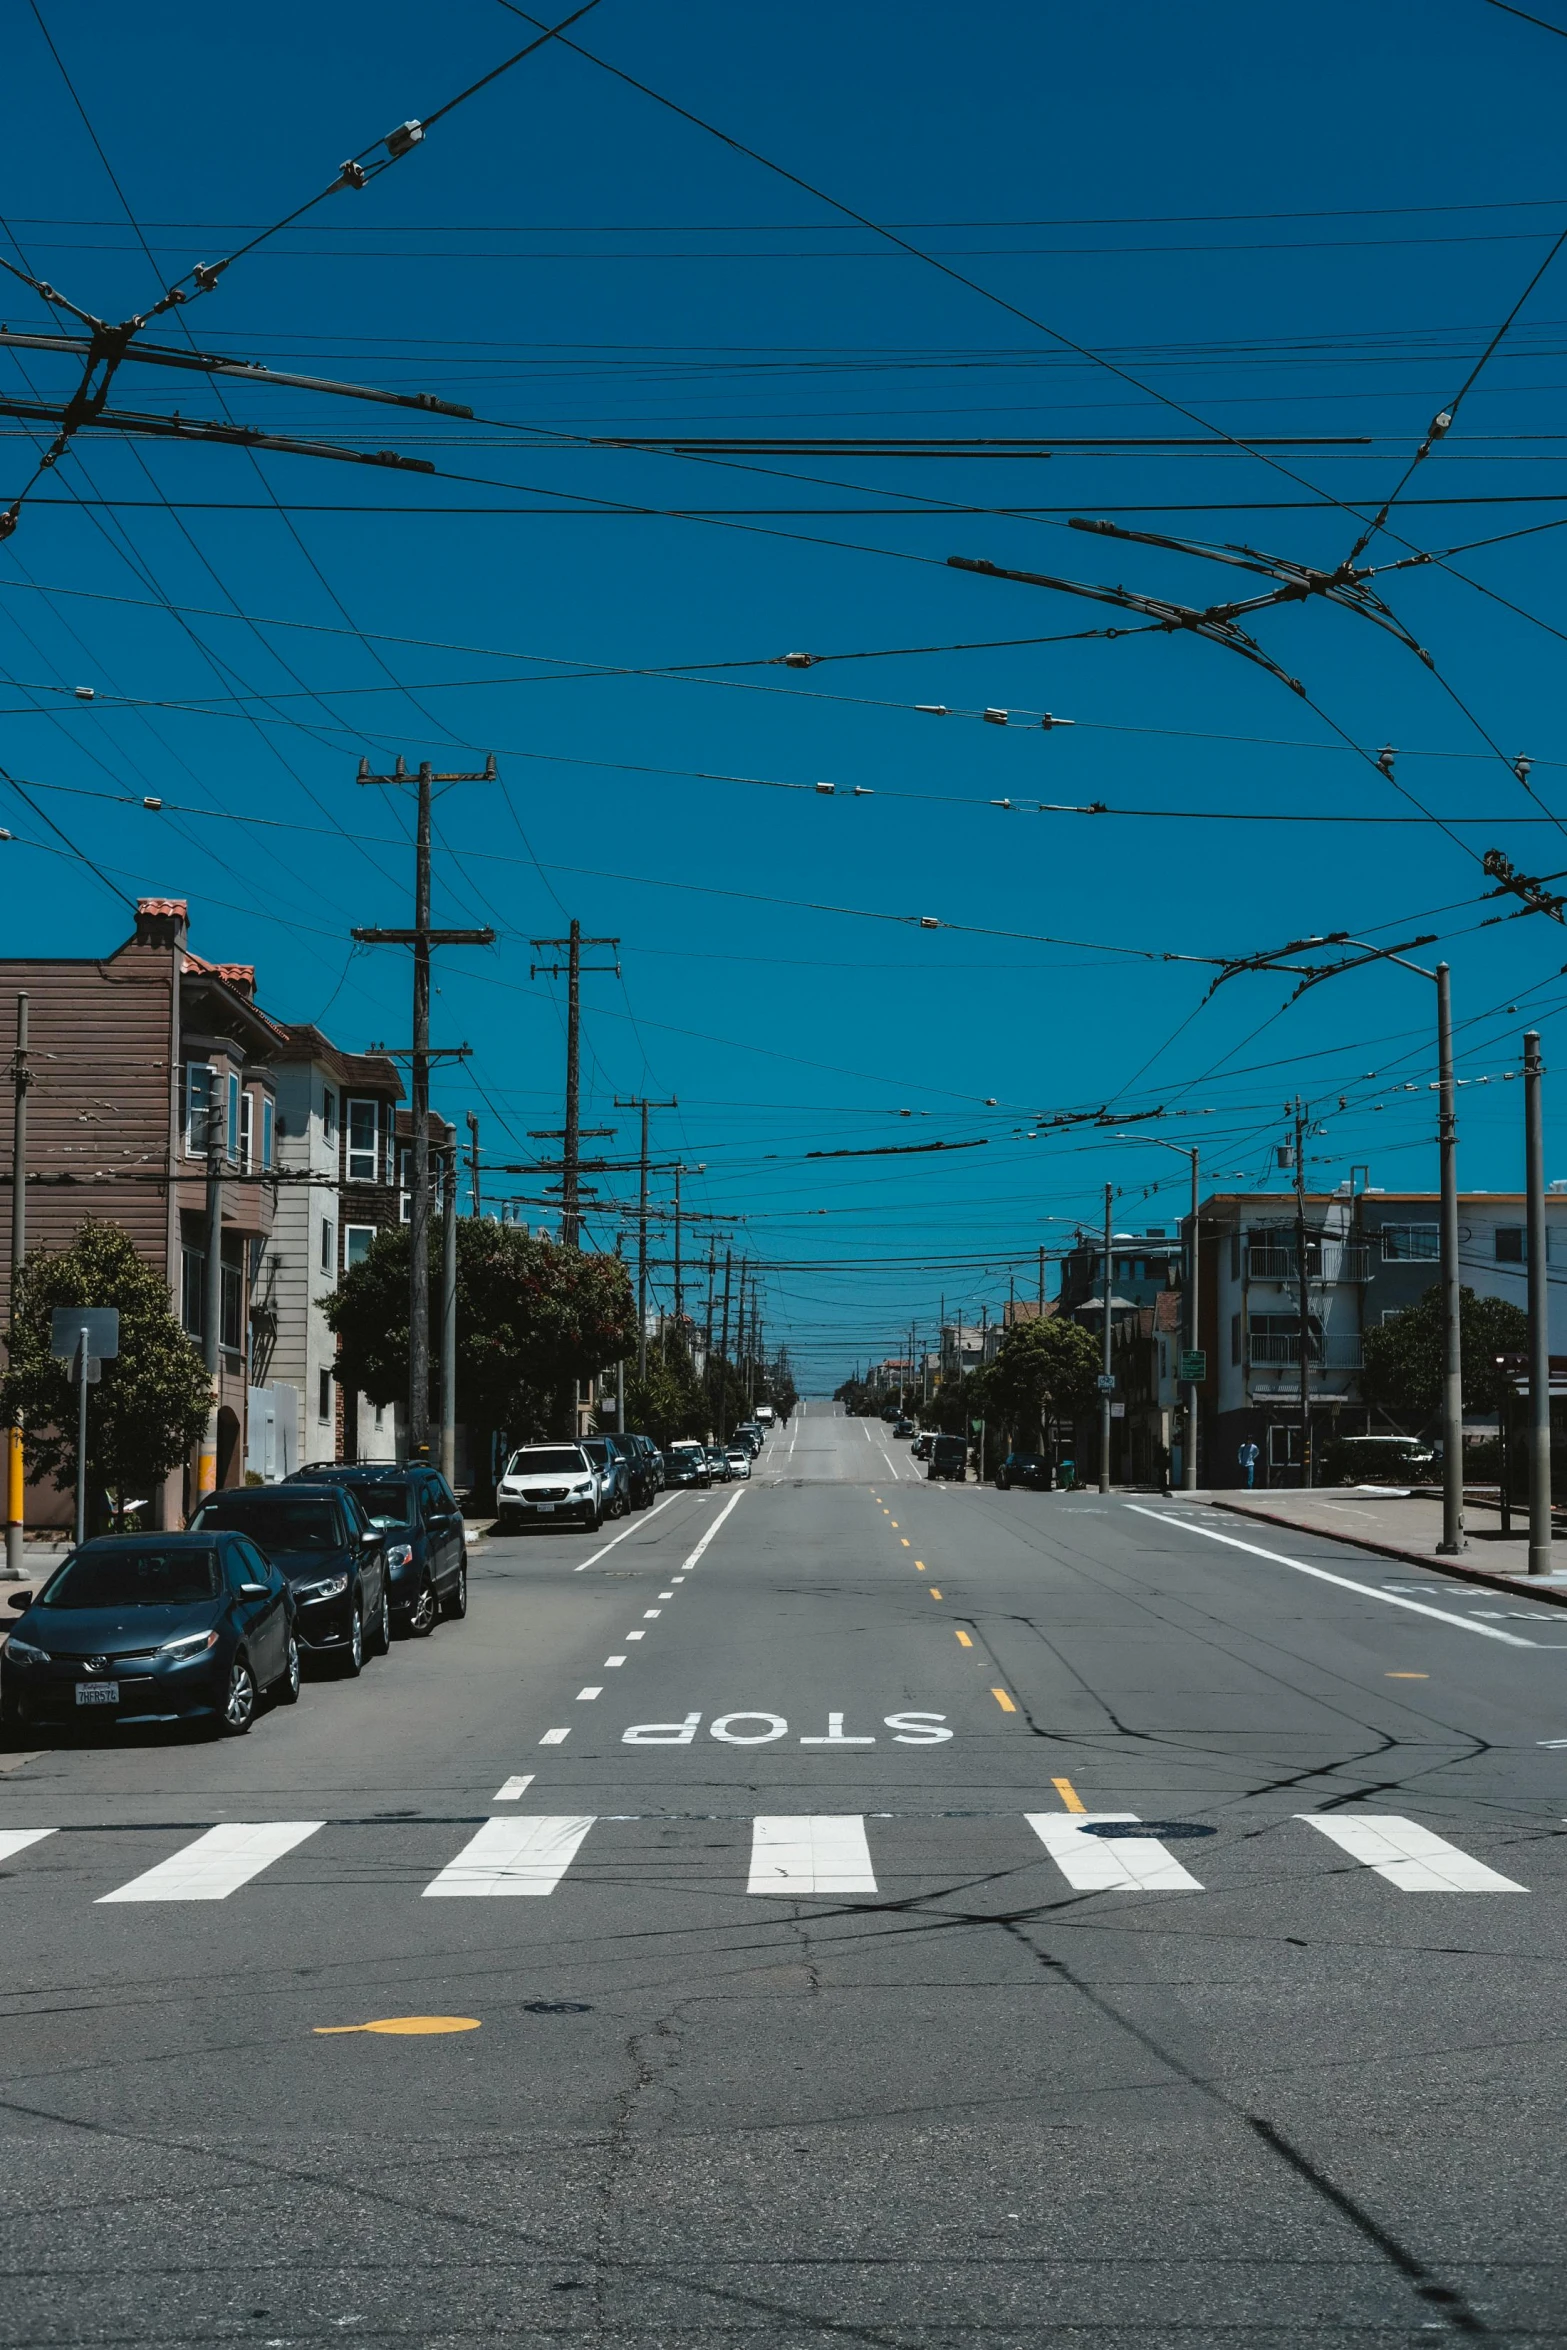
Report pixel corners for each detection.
[1026,1813,1203,1892]
[880,1450,899,1480]
[1124,1504,1539,1646]
[576,1686,602,1701]
[0,1828,55,1866]
[625,1630,645,1641]
[643,1608,662,1620]
[494,1775,534,1801]
[99,1821,323,1904]
[572,1491,679,1571]
[424,1815,595,1898]
[539,1726,571,1744]
[604,1654,627,1667]
[658,1590,675,1598]
[749,1815,878,1895]
[1300,1813,1526,1892]
[680,1484,746,1568]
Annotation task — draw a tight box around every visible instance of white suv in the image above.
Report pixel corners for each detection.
[496,1444,604,1533]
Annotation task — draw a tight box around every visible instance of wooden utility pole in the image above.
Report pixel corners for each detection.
[353,754,496,1460]
[6,994,29,1574]
[715,1247,733,1442]
[615,1092,676,1378]
[1291,1098,1313,1488]
[440,1141,458,1484]
[530,921,619,1246]
[465,1111,482,1218]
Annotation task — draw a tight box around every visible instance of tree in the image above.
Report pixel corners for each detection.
[758,1346,799,1419]
[0,1219,212,1528]
[618,1328,708,1446]
[1360,1283,1527,1431]
[986,1315,1101,1445]
[327,1222,636,1490]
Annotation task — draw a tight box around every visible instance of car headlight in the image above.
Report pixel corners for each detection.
[295,1573,349,1603]
[571,1482,592,1497]
[159,1629,219,1659]
[384,1542,414,1570]
[4,1636,49,1666]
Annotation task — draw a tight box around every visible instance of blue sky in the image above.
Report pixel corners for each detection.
[4,0,1567,1385]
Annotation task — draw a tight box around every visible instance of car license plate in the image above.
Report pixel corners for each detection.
[76,1682,118,1706]
[536,1501,555,1514]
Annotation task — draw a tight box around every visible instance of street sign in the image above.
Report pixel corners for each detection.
[1110,1402,1126,1419]
[970,1418,983,1432]
[1177,1350,1207,1383]
[1096,1374,1116,1394]
[50,1308,119,1363]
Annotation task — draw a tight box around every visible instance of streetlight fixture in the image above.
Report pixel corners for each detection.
[1109,1133,1201,1492]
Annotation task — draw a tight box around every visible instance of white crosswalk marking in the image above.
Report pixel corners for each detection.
[99,1821,323,1903]
[424,1815,595,1897]
[0,1829,55,1866]
[748,1815,878,1895]
[1298,1814,1527,1892]
[1026,1813,1203,1892]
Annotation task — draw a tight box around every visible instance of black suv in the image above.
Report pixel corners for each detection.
[285,1464,468,1635]
[995,1451,1052,1491]
[189,1484,390,1675]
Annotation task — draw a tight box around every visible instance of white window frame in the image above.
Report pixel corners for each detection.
[184,1062,214,1158]
[346,1096,379,1184]
[261,1095,274,1171]
[320,1217,335,1274]
[239,1089,254,1173]
[1380,1224,1439,1261]
[344,1224,375,1268]
[227,1070,240,1165]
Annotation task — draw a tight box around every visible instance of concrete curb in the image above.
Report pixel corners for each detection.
[1205,1498,1567,1608]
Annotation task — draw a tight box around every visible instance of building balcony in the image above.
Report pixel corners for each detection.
[1247,1334,1363,1370]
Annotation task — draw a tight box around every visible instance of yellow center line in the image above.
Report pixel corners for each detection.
[1386,1671,1429,1679]
[954,1629,973,1648]
[916,1562,927,1571]
[991,1687,1016,1713]
[890,1521,899,1528]
[1052,1776,1085,1813]
[900,1537,910,1547]
[929,1588,943,1600]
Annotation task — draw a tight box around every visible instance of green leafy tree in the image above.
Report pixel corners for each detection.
[1360,1283,1527,1431]
[327,1222,636,1490]
[986,1315,1101,1446]
[0,1219,212,1528]
[617,1329,709,1446]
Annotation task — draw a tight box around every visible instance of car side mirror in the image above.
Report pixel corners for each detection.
[237,1582,269,1600]
[7,1590,30,1610]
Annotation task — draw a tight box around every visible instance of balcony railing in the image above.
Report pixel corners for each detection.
[1247,1334,1363,1370]
[1245,1244,1369,1284]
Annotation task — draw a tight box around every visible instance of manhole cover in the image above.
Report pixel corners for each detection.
[1080,1822,1217,1841]
[522,2000,593,2014]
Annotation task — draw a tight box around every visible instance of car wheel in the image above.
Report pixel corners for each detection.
[273,1633,301,1705]
[218,1656,257,1737]
[441,1557,469,1621]
[368,1586,392,1656]
[584,1504,602,1533]
[407,1576,438,1638]
[337,1606,364,1679]
[496,1509,517,1536]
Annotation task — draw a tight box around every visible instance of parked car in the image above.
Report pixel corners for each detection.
[928,1434,969,1482]
[664,1442,712,1490]
[1321,1433,1437,1487]
[724,1445,752,1481]
[611,1435,658,1509]
[283,1464,467,1633]
[893,1417,917,1438]
[1,1532,298,1739]
[581,1437,633,1519]
[995,1451,1052,1492]
[495,1443,603,1532]
[733,1422,763,1455]
[706,1446,733,1483]
[190,1484,391,1674]
[627,1433,665,1495]
[911,1432,934,1460]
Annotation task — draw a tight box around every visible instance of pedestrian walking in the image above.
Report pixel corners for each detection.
[1238,1438,1259,1490]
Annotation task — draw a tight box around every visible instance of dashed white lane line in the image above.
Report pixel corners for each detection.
[577,1686,603,1701]
[539,1727,571,1745]
[0,1828,55,1865]
[1300,1814,1526,1892]
[1124,1504,1540,1646]
[425,1815,595,1898]
[1026,1813,1203,1893]
[643,1608,662,1619]
[681,1484,746,1566]
[604,1654,627,1667]
[626,1631,646,1642]
[749,1815,878,1895]
[572,1492,680,1571]
[99,1821,323,1903]
[494,1775,535,1801]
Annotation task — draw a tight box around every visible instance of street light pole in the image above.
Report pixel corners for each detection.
[1100,1181,1113,1494]
[1524,1029,1552,1575]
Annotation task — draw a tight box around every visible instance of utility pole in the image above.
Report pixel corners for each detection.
[353,754,497,1462]
[1525,1030,1552,1574]
[615,1094,676,1379]
[440,1140,458,1486]
[1291,1098,1312,1487]
[531,921,619,1247]
[704,1236,716,1370]
[199,1088,226,1499]
[1099,1181,1113,1494]
[1436,963,1465,1553]
[1038,1244,1045,1316]
[716,1247,733,1442]
[5,994,29,1574]
[465,1111,482,1219]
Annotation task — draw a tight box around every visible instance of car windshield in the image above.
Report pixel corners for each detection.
[39,1546,221,1609]
[354,1481,415,1528]
[192,1496,344,1550]
[506,1447,586,1476]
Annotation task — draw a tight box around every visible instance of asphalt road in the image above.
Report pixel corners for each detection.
[2,1403,1566,2345]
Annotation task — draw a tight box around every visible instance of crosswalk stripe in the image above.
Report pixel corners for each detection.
[98,1821,324,1903]
[1298,1814,1527,1892]
[749,1815,877,1895]
[0,1829,55,1866]
[423,1815,596,1898]
[1026,1812,1203,1892]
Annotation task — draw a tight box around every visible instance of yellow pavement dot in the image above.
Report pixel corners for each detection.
[1052,1776,1086,1813]
[1386,1672,1429,1679]
[901,1538,910,1548]
[916,1561,927,1571]
[991,1687,1016,1713]
[954,1629,973,1648]
[890,1521,899,1528]
[929,1588,943,1600]
[314,2016,481,2037]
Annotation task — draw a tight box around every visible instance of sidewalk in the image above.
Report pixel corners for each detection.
[1193,1485,1567,1607]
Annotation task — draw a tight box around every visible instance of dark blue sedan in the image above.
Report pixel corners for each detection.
[188,1486,390,1673]
[1,1532,298,1739]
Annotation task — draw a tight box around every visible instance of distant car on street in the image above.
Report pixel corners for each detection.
[581,1437,633,1519]
[995,1452,1052,1492]
[724,1446,752,1480]
[495,1444,604,1533]
[706,1446,733,1483]
[190,1483,392,1673]
[1,1532,298,1739]
[664,1442,712,1490]
[893,1417,917,1438]
[927,1434,969,1482]
[911,1432,934,1460]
